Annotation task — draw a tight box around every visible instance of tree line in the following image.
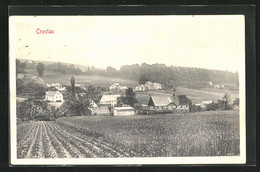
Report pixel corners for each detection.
[17,59,239,90]
[85,63,239,90]
[17,60,84,76]
[103,63,239,90]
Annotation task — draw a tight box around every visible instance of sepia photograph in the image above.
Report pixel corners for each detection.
[9,15,246,165]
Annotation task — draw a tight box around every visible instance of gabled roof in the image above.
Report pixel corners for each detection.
[111,83,120,85]
[100,95,120,102]
[148,96,174,106]
[148,95,189,106]
[135,84,145,88]
[173,95,189,105]
[46,91,61,97]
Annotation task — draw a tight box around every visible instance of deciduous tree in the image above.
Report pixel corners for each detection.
[36,63,45,77]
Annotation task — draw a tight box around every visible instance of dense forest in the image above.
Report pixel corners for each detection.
[104,63,239,90]
[18,60,239,90]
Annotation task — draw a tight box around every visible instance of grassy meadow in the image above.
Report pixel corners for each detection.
[57,110,240,157]
[22,68,137,88]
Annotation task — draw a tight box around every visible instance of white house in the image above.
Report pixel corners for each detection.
[46,83,61,88]
[144,81,162,90]
[153,82,162,90]
[100,94,121,107]
[109,83,128,91]
[56,86,66,91]
[121,86,128,90]
[134,84,146,91]
[89,99,98,108]
[45,91,63,102]
[144,81,153,90]
[214,84,221,88]
[109,83,120,90]
[113,107,135,116]
[90,106,110,116]
[201,100,213,109]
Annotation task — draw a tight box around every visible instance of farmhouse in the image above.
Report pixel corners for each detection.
[172,95,190,113]
[46,83,61,88]
[214,84,224,89]
[153,82,162,90]
[56,86,66,91]
[45,91,63,102]
[90,106,110,116]
[144,81,153,90]
[109,83,128,91]
[100,94,120,107]
[113,107,135,116]
[148,96,176,111]
[144,81,162,90]
[147,94,190,113]
[46,83,66,91]
[134,84,146,92]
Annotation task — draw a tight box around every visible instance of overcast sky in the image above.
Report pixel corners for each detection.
[10,15,245,72]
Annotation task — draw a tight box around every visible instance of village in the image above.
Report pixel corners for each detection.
[40,79,230,118]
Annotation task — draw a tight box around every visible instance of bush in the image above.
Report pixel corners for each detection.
[190,105,202,112]
[205,103,220,111]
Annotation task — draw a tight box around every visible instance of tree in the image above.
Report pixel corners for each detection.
[106,66,118,76]
[71,76,75,99]
[36,63,45,77]
[138,74,149,84]
[16,59,27,74]
[87,85,96,93]
[64,95,91,116]
[222,93,231,110]
[17,98,49,122]
[233,98,239,107]
[122,87,138,107]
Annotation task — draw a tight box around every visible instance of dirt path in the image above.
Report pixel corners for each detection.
[17,121,136,158]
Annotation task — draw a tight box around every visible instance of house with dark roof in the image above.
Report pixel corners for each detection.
[147,94,190,113]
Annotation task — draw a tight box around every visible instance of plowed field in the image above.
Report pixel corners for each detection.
[17,121,135,158]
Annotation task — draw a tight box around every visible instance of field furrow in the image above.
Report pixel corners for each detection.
[29,121,44,158]
[43,122,71,158]
[47,123,88,158]
[52,122,128,157]
[17,122,36,143]
[17,122,38,158]
[42,121,58,158]
[45,122,88,158]
[28,122,44,158]
[47,122,100,157]
[25,122,40,158]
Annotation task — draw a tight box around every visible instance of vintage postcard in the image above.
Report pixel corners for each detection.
[9,15,246,165]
